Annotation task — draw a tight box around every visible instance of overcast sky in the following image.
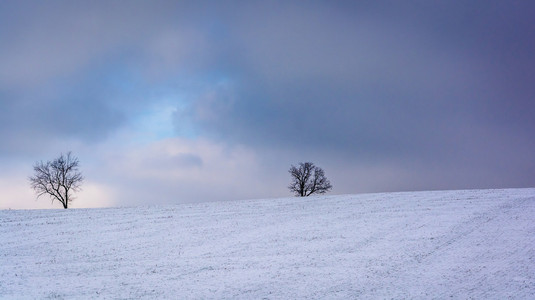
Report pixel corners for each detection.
[1,1,534,209]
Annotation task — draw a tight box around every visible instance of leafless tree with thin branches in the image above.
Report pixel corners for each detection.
[288,162,332,197]
[29,152,83,209]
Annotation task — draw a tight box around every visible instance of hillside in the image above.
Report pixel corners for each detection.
[1,188,534,299]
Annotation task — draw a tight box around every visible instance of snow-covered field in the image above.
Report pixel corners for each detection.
[1,188,534,299]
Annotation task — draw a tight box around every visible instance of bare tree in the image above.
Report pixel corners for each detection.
[288,162,332,197]
[29,152,83,209]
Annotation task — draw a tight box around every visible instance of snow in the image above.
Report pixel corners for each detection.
[1,188,534,299]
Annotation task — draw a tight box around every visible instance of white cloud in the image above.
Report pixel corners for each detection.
[100,137,281,206]
[0,176,44,210]
[72,181,117,209]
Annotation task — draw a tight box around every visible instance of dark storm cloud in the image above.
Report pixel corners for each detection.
[0,97,119,156]
[0,0,226,155]
[179,1,535,188]
[0,72,127,155]
[0,1,189,155]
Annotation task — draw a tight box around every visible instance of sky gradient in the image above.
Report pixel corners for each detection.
[1,1,534,209]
